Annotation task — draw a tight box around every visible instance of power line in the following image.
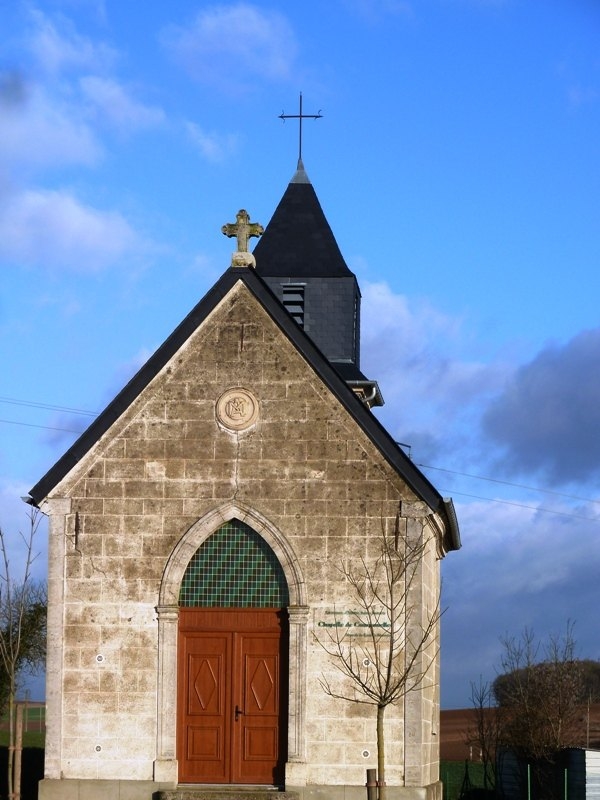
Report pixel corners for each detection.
[418,463,600,506]
[0,395,97,417]
[437,489,600,523]
[0,418,84,435]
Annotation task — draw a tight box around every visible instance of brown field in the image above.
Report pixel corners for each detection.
[0,702,45,734]
[441,704,600,762]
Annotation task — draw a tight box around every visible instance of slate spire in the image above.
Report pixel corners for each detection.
[254,165,383,407]
[253,163,352,278]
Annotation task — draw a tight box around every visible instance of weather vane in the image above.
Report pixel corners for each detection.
[279,92,322,165]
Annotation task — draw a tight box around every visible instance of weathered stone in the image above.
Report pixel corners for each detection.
[36,268,454,800]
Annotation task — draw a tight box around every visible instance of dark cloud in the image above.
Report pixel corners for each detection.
[441,502,600,708]
[482,328,600,486]
[0,70,28,108]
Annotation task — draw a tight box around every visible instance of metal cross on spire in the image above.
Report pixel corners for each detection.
[279,92,322,167]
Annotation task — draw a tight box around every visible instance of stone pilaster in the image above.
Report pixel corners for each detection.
[154,604,179,784]
[39,497,72,779]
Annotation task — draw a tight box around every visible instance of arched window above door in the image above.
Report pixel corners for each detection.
[179,518,290,607]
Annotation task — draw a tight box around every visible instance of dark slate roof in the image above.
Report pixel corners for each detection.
[253,162,354,278]
[28,267,459,552]
[333,363,371,382]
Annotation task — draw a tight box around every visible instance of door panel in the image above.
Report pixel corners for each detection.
[235,633,281,782]
[179,634,231,782]
[178,609,287,785]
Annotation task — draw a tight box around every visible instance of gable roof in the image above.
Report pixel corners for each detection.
[253,162,354,278]
[28,266,459,552]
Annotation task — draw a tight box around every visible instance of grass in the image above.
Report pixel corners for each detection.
[0,730,45,748]
[0,705,45,749]
[441,760,491,800]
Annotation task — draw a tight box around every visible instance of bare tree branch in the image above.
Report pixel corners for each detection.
[493,622,585,761]
[467,677,502,790]
[315,511,443,800]
[0,509,47,800]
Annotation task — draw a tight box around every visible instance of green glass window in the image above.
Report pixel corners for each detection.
[179,519,289,607]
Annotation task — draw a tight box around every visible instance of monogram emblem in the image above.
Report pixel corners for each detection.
[216,388,259,431]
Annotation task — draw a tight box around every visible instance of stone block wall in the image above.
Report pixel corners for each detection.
[41,281,444,796]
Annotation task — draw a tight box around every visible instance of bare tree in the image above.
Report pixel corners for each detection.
[0,509,47,800]
[465,625,587,800]
[495,623,585,760]
[466,677,503,790]
[315,509,442,800]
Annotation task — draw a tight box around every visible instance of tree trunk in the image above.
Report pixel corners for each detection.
[377,704,386,800]
[7,684,15,800]
[15,702,23,800]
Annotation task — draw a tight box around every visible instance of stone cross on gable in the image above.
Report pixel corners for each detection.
[222,209,264,268]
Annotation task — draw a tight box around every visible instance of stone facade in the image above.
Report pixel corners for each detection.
[34,275,457,800]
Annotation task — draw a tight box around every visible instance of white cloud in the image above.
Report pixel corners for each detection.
[361,280,462,359]
[26,8,116,76]
[162,3,298,92]
[453,499,595,597]
[1,13,167,174]
[1,12,167,175]
[185,121,240,163]
[0,79,102,173]
[0,188,141,271]
[79,76,166,132]
[360,280,509,455]
[0,13,165,275]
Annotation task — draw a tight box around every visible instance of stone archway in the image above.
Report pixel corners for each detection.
[153,502,308,785]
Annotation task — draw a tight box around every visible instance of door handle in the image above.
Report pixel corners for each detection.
[235,704,244,721]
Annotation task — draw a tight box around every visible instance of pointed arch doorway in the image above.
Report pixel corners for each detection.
[177,519,290,785]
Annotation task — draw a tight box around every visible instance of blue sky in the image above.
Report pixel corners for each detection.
[1,0,599,709]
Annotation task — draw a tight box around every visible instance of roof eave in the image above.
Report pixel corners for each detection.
[442,498,462,552]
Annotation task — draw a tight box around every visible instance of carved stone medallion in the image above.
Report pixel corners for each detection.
[216,388,259,431]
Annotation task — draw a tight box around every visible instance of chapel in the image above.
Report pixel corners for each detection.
[29,157,460,800]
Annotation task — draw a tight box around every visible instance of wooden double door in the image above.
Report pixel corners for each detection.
[178,608,288,785]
